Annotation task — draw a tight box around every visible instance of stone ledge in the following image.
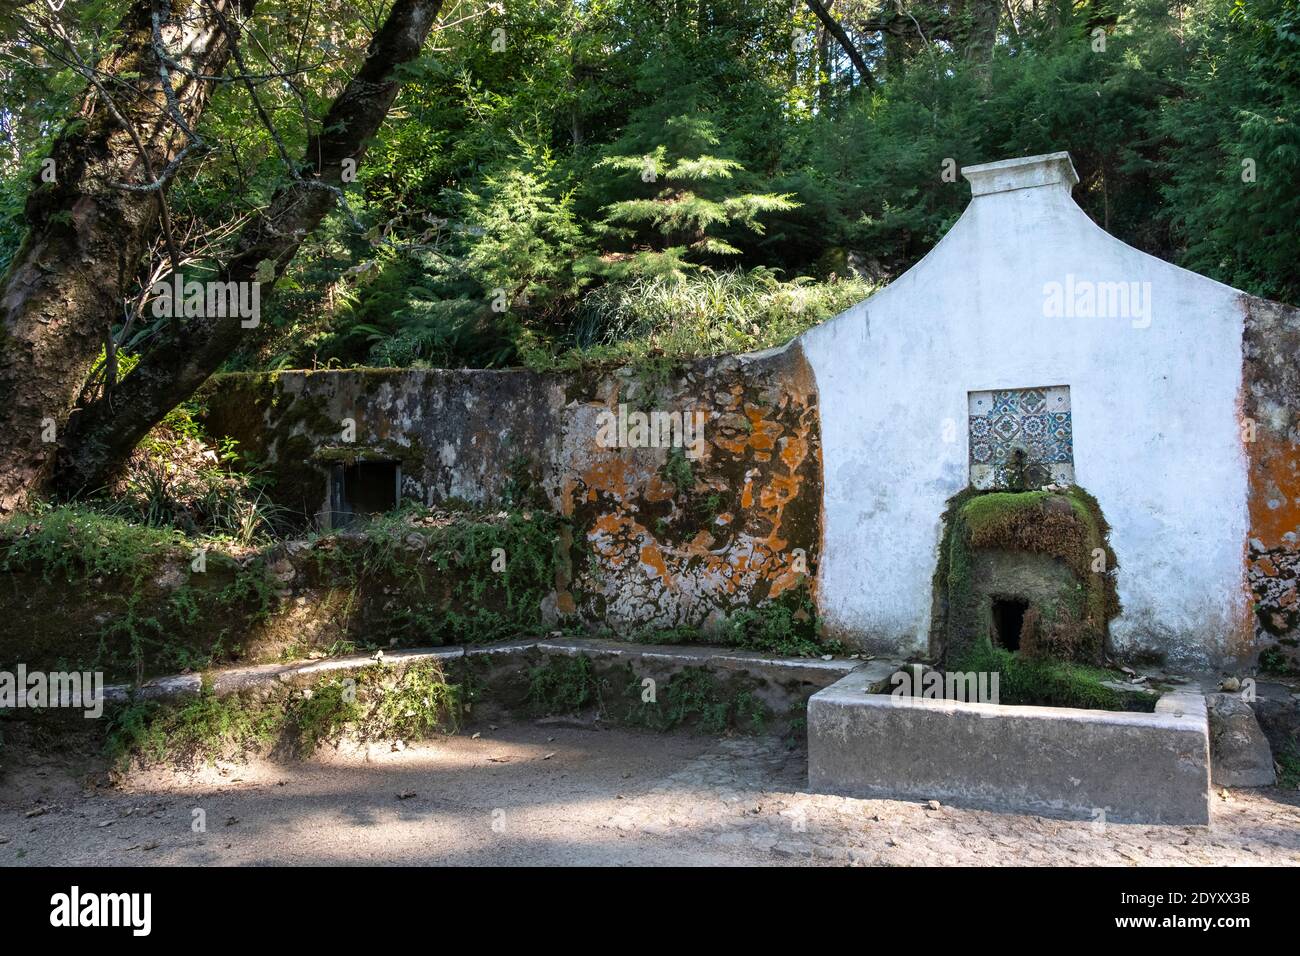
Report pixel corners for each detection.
[536,637,864,681]
[103,638,865,704]
[103,646,472,703]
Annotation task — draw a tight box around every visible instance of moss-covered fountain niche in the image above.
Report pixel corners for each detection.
[934,386,1119,669]
[931,481,1120,669]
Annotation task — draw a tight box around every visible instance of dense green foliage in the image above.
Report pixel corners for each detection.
[3,0,1296,378]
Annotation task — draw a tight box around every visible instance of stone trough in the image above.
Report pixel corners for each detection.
[807,666,1212,825]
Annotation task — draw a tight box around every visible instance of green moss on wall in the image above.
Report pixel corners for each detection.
[0,503,574,682]
[300,506,571,647]
[932,485,1120,666]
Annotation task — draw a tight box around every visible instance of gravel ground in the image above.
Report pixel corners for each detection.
[2,721,1298,866]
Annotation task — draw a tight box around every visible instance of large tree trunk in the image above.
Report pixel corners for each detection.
[57,0,446,497]
[0,0,256,512]
[957,0,1002,62]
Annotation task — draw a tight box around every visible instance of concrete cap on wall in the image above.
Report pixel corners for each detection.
[961,151,1079,197]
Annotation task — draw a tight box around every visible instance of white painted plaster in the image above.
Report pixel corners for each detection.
[799,152,1247,668]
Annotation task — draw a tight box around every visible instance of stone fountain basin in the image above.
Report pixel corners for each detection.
[807,667,1210,825]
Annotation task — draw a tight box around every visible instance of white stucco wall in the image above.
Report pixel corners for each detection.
[799,153,1248,669]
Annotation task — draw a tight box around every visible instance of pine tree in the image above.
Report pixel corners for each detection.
[587,115,797,279]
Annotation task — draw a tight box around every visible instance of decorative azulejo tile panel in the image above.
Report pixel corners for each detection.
[968,385,1074,490]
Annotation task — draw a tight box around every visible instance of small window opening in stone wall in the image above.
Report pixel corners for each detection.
[329,460,399,528]
[991,597,1028,652]
[968,385,1074,490]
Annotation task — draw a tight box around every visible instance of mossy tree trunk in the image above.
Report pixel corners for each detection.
[56,0,446,498]
[0,0,256,512]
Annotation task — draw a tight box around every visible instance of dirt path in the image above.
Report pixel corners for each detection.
[2,722,1299,866]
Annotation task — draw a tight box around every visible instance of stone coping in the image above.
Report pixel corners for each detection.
[102,637,869,704]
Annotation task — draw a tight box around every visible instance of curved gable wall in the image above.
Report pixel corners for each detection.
[799,154,1249,669]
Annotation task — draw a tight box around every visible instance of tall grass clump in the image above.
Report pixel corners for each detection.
[536,268,875,368]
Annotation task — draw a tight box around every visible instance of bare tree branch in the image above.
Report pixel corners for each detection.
[804,0,876,89]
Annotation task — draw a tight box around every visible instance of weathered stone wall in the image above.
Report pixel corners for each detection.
[1243,295,1300,675]
[202,368,565,516]
[201,344,823,636]
[197,158,1300,671]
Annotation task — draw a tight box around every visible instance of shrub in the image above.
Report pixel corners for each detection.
[526,655,601,715]
[541,267,874,368]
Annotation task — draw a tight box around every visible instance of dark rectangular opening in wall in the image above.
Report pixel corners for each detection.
[992,597,1028,652]
[329,460,398,527]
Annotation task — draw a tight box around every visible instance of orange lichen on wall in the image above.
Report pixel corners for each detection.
[638,542,674,590]
[1246,434,1300,549]
[1241,294,1300,665]
[580,456,637,501]
[589,511,638,571]
[561,346,824,627]
[1245,430,1300,645]
[644,475,675,503]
